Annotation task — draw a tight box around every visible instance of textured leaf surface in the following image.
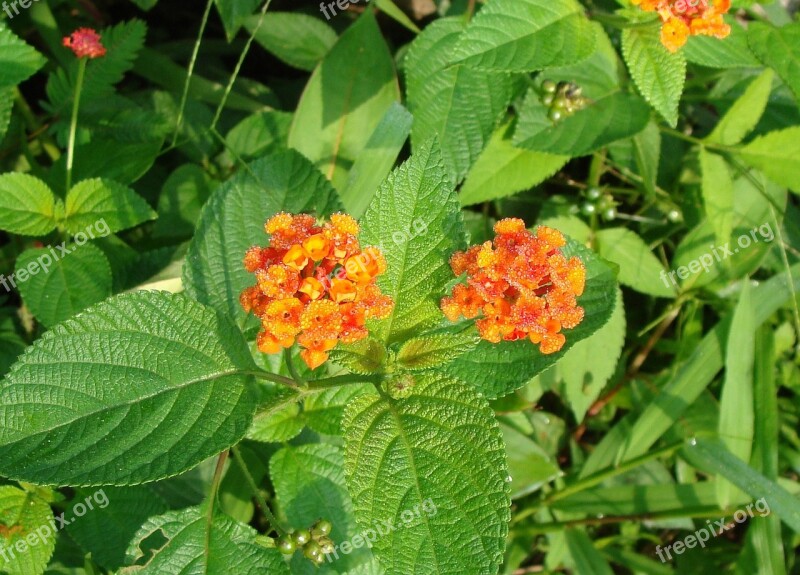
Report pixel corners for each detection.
[622,26,686,127]
[748,22,800,103]
[247,12,337,71]
[0,23,46,89]
[737,127,800,191]
[0,486,55,575]
[396,331,479,371]
[122,506,290,574]
[707,69,774,146]
[0,174,58,236]
[303,384,372,436]
[451,0,595,72]
[183,150,341,326]
[441,238,617,399]
[288,11,399,190]
[343,374,510,575]
[65,178,157,234]
[16,244,113,328]
[0,291,257,485]
[406,18,514,183]
[700,148,734,245]
[595,228,675,298]
[360,140,466,343]
[247,384,304,443]
[684,19,760,69]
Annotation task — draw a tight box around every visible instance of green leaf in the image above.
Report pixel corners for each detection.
[699,148,735,245]
[684,19,760,69]
[153,165,214,240]
[0,291,258,486]
[717,281,755,508]
[0,173,58,236]
[622,26,686,127]
[0,486,55,575]
[707,69,774,146]
[460,121,569,207]
[0,87,13,144]
[343,374,511,575]
[450,0,595,72]
[500,423,560,499]
[339,102,413,219]
[737,127,800,192]
[565,529,615,575]
[329,338,388,376]
[396,331,479,371]
[65,178,157,234]
[214,0,260,41]
[247,384,304,443]
[224,110,292,161]
[747,22,800,103]
[373,0,421,33]
[183,150,342,327]
[122,506,290,574]
[247,12,337,71]
[288,11,400,190]
[16,244,113,328]
[0,23,46,89]
[303,384,372,436]
[406,17,515,183]
[360,139,466,343]
[596,228,675,298]
[515,90,651,157]
[66,487,169,570]
[441,238,617,399]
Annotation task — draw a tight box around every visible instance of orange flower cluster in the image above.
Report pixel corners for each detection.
[632,0,731,52]
[441,219,586,354]
[62,28,107,59]
[241,213,393,369]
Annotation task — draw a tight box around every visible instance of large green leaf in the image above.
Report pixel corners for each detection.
[183,150,341,327]
[122,506,290,573]
[0,23,46,89]
[288,11,400,190]
[450,0,595,72]
[0,291,258,486]
[684,19,760,69]
[707,69,774,146]
[247,12,337,71]
[737,127,800,192]
[65,178,157,234]
[0,486,55,575]
[747,22,800,103]
[699,148,734,245]
[343,374,510,575]
[360,139,466,344]
[16,244,113,328]
[596,228,675,298]
[441,238,617,399]
[0,173,58,236]
[406,17,515,183]
[622,26,686,127]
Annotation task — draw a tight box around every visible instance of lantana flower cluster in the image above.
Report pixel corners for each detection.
[441,219,586,354]
[241,213,393,369]
[62,28,107,59]
[632,0,731,52]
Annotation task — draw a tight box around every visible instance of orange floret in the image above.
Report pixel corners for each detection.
[440,219,586,354]
[241,212,393,369]
[632,0,731,53]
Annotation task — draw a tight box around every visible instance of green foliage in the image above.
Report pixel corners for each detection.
[0,486,56,574]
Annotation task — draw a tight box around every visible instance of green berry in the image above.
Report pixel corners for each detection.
[311,519,333,539]
[542,79,557,93]
[548,109,562,122]
[552,96,568,110]
[580,202,596,216]
[318,538,335,555]
[541,93,554,106]
[277,537,296,555]
[304,541,322,561]
[667,209,682,223]
[293,529,311,546]
[586,187,602,201]
[603,207,617,221]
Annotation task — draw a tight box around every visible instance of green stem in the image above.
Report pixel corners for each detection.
[66,58,87,194]
[306,373,382,390]
[205,449,229,546]
[240,369,297,388]
[231,446,288,537]
[284,348,306,386]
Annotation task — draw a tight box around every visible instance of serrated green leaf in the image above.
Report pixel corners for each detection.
[0,486,55,575]
[406,17,515,183]
[707,69,774,146]
[329,338,387,375]
[65,178,157,234]
[16,244,113,328]
[515,89,651,157]
[0,291,257,486]
[396,331,479,371]
[747,22,800,103]
[0,87,14,144]
[343,374,510,575]
[122,506,290,574]
[247,12,337,71]
[66,487,168,570]
[0,173,58,236]
[700,148,735,245]
[303,384,372,436]
[288,11,400,190]
[500,423,560,500]
[596,228,675,298]
[737,127,800,192]
[441,238,617,399]
[0,23,46,89]
[460,121,569,206]
[183,150,342,327]
[224,110,292,161]
[450,0,595,72]
[622,26,686,127]
[361,139,466,343]
[684,17,760,69]
[247,384,304,443]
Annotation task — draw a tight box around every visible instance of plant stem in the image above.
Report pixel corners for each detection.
[284,348,306,386]
[65,58,87,193]
[306,373,382,390]
[205,449,229,546]
[240,369,297,388]
[231,445,288,537]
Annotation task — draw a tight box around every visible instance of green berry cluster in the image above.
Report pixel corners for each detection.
[277,519,334,566]
[541,80,590,122]
[580,187,617,221]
